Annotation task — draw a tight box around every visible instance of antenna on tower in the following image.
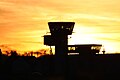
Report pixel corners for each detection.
[102,46,106,54]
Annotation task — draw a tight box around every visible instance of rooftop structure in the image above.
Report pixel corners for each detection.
[68,44,102,55]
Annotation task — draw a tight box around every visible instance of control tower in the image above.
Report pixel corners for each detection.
[44,22,75,56]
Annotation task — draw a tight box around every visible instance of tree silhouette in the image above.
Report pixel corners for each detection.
[10,50,18,56]
[0,49,2,56]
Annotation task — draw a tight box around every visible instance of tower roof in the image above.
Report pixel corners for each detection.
[48,22,75,35]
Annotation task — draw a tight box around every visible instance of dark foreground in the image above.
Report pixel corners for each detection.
[0,54,120,80]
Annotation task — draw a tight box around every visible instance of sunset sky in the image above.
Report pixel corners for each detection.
[0,0,120,53]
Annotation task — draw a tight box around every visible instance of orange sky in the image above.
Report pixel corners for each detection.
[0,0,120,53]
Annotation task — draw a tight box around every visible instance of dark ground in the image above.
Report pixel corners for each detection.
[0,54,120,80]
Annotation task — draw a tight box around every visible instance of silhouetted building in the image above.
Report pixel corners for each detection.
[68,44,102,55]
[44,22,75,56]
[44,22,102,56]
